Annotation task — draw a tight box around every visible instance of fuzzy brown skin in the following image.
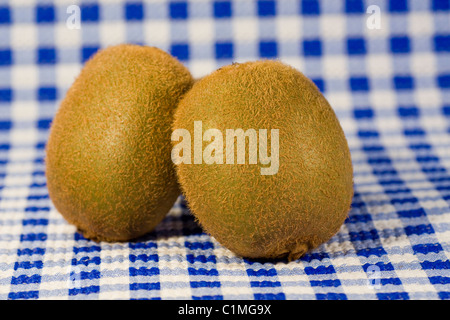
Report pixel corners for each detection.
[46,44,194,242]
[173,60,353,261]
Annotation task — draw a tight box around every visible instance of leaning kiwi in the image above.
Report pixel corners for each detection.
[46,44,193,241]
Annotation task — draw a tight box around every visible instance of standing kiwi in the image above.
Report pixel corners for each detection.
[172,60,353,260]
[46,44,193,241]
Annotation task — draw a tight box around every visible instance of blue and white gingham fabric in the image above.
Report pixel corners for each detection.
[0,0,449,300]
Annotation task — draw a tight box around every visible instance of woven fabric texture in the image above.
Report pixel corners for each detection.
[0,0,449,300]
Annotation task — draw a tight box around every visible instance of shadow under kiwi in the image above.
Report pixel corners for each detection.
[129,196,205,243]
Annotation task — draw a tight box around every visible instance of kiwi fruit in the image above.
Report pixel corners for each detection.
[172,60,353,261]
[46,44,193,241]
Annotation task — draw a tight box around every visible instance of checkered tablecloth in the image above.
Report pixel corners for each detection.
[0,0,449,300]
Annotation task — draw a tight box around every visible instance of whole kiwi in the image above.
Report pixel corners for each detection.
[172,60,353,261]
[46,44,193,241]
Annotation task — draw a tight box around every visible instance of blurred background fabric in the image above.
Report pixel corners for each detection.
[0,0,449,300]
